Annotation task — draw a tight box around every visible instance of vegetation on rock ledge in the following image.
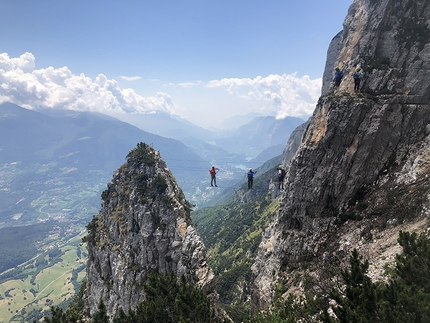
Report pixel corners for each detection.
[42,273,229,323]
[126,142,157,167]
[246,230,430,323]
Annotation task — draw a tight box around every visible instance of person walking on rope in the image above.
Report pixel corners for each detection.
[277,165,286,190]
[209,166,219,187]
[247,168,257,189]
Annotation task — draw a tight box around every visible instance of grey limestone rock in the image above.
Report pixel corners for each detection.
[83,143,226,321]
[251,0,430,311]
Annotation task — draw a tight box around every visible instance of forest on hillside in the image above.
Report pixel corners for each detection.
[0,222,54,273]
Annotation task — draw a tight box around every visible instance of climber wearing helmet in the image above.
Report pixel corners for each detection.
[247,168,257,189]
[333,66,343,87]
[277,165,286,190]
[353,67,362,92]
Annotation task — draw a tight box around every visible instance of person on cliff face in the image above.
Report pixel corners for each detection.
[333,66,343,87]
[277,165,286,190]
[209,166,219,187]
[353,67,362,92]
[247,168,257,189]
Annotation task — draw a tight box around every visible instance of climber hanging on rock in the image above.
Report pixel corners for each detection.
[277,165,286,190]
[333,66,343,87]
[353,67,362,92]
[209,166,219,187]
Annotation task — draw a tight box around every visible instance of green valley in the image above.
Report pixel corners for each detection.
[0,231,86,322]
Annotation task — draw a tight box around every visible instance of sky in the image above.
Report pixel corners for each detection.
[0,0,352,129]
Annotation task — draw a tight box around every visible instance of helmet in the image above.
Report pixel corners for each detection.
[278,165,282,169]
[335,66,340,71]
[249,168,252,171]
[356,67,361,71]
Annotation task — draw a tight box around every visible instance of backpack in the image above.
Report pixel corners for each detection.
[353,72,360,80]
[278,169,286,178]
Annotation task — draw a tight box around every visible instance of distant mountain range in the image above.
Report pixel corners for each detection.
[0,102,208,227]
[215,115,304,157]
[0,102,209,179]
[0,102,305,227]
[218,112,270,129]
[117,110,304,160]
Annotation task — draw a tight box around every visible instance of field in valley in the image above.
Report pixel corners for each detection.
[0,234,86,323]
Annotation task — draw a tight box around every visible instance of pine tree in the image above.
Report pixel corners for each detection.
[248,231,430,323]
[44,306,67,323]
[329,249,380,322]
[112,272,216,323]
[92,300,109,323]
[378,231,430,322]
[65,281,86,322]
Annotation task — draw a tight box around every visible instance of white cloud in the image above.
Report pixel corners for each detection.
[0,52,35,72]
[120,75,141,81]
[0,53,322,128]
[0,52,177,115]
[207,73,321,119]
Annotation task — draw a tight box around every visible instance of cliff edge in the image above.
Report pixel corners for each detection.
[252,0,430,310]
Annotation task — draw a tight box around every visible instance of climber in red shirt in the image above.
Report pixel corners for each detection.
[209,166,219,187]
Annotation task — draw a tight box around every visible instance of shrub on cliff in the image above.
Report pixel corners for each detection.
[247,230,430,323]
[112,272,222,323]
[126,142,156,167]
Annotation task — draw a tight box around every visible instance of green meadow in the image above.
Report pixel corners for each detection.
[0,235,86,323]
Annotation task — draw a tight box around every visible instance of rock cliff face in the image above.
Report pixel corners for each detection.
[83,143,223,319]
[252,0,430,310]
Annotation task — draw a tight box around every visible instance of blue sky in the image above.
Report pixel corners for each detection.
[0,0,352,128]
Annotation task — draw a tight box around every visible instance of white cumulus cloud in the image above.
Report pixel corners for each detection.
[0,52,177,115]
[0,53,322,128]
[207,73,321,119]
